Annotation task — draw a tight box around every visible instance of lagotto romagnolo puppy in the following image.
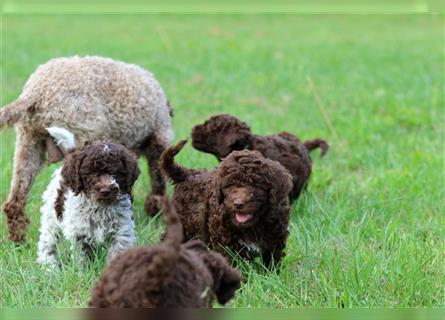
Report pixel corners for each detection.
[90,197,241,308]
[37,127,140,268]
[191,114,329,201]
[161,140,293,267]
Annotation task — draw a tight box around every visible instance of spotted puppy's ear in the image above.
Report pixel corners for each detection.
[61,150,86,195]
[121,150,140,193]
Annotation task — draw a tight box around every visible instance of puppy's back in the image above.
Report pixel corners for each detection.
[90,197,183,307]
[89,198,219,307]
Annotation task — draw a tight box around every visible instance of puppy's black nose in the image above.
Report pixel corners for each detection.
[99,185,118,197]
[233,200,245,209]
[99,189,111,197]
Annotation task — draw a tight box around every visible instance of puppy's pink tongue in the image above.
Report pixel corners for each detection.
[236,213,253,224]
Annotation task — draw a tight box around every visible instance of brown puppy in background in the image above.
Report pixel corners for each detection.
[191,114,329,201]
[161,140,293,268]
[89,197,241,308]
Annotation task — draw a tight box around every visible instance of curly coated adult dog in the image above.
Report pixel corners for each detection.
[191,114,329,201]
[0,56,173,242]
[161,140,293,267]
[89,197,241,308]
[37,127,140,268]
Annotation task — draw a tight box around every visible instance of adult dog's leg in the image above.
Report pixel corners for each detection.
[142,132,171,217]
[3,127,45,242]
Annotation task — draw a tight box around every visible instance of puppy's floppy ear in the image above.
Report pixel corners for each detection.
[212,172,225,205]
[61,150,86,195]
[266,159,293,212]
[217,121,252,159]
[218,187,224,205]
[122,150,140,193]
[215,265,242,304]
[206,252,242,305]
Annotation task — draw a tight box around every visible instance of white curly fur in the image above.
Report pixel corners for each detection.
[37,168,136,268]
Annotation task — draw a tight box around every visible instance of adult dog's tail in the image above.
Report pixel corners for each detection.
[303,138,329,156]
[160,139,193,183]
[46,126,76,154]
[0,99,32,128]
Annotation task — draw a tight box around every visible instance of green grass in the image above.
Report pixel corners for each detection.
[0,14,443,307]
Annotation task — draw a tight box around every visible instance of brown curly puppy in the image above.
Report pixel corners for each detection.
[191,114,329,201]
[161,140,293,267]
[89,197,241,308]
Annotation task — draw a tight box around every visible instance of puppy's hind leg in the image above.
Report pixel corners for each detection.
[4,126,45,242]
[141,131,172,217]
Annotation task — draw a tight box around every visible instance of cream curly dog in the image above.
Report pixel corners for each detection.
[0,56,173,242]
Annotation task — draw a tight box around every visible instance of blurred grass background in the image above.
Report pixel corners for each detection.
[0,13,443,307]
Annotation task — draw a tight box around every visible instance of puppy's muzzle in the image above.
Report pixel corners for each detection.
[97,184,119,203]
[233,199,245,210]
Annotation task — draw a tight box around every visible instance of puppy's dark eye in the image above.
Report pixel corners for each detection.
[255,188,268,196]
[230,141,244,150]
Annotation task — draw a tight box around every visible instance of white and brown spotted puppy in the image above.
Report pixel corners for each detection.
[37,128,140,268]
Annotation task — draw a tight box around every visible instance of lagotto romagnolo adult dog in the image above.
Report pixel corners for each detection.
[0,56,173,242]
[37,127,140,268]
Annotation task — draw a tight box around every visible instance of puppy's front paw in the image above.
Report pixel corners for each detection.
[144,194,163,217]
[37,256,59,271]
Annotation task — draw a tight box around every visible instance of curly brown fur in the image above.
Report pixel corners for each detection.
[54,142,140,219]
[161,140,293,268]
[89,197,241,308]
[191,114,329,201]
[54,183,68,221]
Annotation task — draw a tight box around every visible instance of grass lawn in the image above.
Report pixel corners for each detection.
[0,14,443,307]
